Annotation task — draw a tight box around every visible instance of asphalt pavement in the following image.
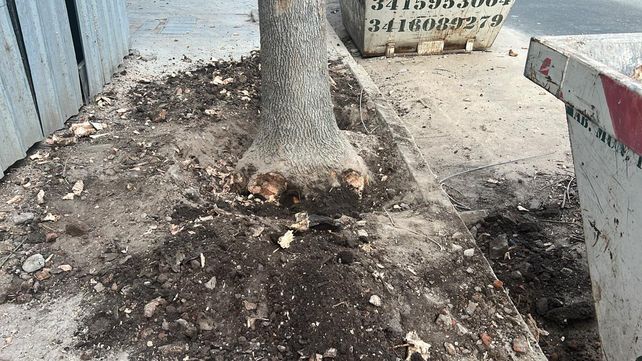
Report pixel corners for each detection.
[507,0,642,36]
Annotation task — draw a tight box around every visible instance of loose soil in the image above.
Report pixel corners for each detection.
[443,173,602,361]
[0,54,540,361]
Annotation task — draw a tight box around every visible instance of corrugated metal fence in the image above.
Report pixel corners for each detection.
[0,0,129,179]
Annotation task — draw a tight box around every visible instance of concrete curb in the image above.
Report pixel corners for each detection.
[326,20,547,361]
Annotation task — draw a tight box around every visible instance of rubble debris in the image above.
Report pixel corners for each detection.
[36,190,45,205]
[144,297,166,318]
[277,230,294,249]
[72,180,85,196]
[405,331,431,360]
[369,295,382,307]
[204,276,217,290]
[12,212,35,225]
[70,122,97,138]
[289,212,310,232]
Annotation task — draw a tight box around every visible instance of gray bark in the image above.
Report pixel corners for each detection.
[238,0,367,195]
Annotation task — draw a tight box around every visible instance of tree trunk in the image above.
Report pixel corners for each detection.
[236,0,367,201]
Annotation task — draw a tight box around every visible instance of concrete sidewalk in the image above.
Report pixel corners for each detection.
[127,0,260,71]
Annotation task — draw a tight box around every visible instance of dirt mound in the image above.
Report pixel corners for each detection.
[454,176,602,361]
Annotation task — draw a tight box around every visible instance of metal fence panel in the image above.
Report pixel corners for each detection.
[0,0,42,178]
[15,0,83,135]
[76,0,129,99]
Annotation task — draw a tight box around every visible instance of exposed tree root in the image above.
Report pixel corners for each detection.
[236,145,369,203]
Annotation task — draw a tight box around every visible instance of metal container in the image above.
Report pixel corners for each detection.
[340,0,516,57]
[525,33,642,361]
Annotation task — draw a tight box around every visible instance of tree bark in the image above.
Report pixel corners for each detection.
[237,0,367,200]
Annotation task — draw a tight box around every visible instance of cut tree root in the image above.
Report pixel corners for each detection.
[241,168,368,203]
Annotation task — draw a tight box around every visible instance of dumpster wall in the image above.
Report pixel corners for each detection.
[526,34,642,361]
[341,0,516,56]
[0,0,129,179]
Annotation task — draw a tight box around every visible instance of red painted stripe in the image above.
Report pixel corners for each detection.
[600,74,642,156]
[539,58,552,76]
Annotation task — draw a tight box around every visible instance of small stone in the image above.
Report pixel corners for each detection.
[34,269,51,281]
[323,348,338,358]
[158,343,184,355]
[466,267,474,274]
[205,276,217,290]
[452,232,465,240]
[162,320,170,330]
[45,233,59,242]
[463,248,475,258]
[176,318,197,338]
[369,295,382,307]
[22,254,45,273]
[528,199,542,210]
[480,332,492,348]
[512,335,529,353]
[146,341,153,347]
[277,345,287,353]
[36,190,45,205]
[456,323,469,335]
[144,297,165,318]
[356,229,368,240]
[465,301,478,315]
[452,244,463,252]
[493,279,504,289]
[66,222,88,237]
[436,312,454,329]
[190,259,200,270]
[13,212,35,225]
[444,342,456,355]
[93,282,105,293]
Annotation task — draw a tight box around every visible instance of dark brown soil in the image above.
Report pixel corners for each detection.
[444,175,602,361]
[1,52,551,361]
[4,55,423,360]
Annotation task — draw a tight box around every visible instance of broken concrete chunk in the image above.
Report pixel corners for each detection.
[289,212,310,232]
[144,297,166,318]
[405,331,431,361]
[205,276,217,290]
[369,295,382,307]
[278,231,294,249]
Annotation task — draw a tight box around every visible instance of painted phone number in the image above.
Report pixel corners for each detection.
[368,15,504,32]
[371,0,512,11]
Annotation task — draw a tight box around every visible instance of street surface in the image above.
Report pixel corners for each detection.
[508,0,642,36]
